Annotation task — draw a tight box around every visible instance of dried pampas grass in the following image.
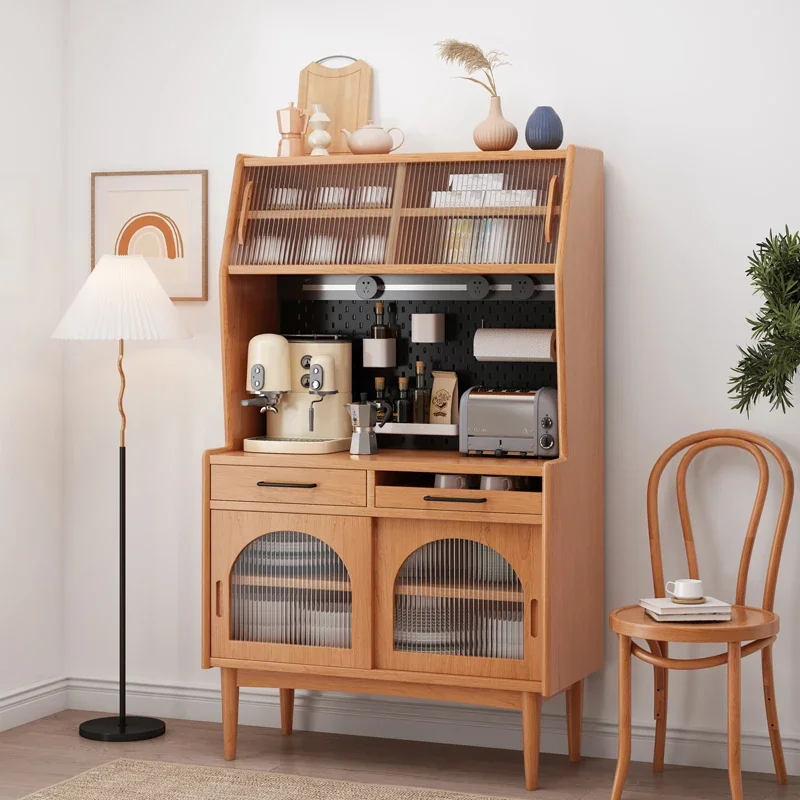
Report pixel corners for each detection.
[435,39,510,96]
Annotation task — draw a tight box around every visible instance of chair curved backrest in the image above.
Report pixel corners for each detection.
[647,429,793,611]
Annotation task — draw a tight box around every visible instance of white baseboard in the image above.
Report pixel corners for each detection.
[0,677,68,732]
[3,677,796,777]
[65,677,799,776]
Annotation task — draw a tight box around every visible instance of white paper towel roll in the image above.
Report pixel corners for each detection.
[473,328,556,362]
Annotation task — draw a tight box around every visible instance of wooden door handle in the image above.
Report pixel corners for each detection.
[237,180,254,246]
[216,580,223,618]
[545,175,558,244]
[531,598,539,638]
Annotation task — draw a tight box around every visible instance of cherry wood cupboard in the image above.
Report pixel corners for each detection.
[202,147,604,790]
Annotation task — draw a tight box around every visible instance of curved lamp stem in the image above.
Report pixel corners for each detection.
[118,339,126,448]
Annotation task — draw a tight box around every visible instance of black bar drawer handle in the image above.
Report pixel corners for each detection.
[257,481,318,489]
[423,495,488,504]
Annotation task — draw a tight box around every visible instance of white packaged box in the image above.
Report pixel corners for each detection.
[430,190,485,208]
[482,189,538,207]
[449,172,504,191]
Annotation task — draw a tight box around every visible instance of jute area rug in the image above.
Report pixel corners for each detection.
[22,759,511,800]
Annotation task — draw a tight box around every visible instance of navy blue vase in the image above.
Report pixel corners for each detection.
[525,106,563,150]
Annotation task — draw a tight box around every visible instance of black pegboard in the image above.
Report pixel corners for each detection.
[279,298,557,450]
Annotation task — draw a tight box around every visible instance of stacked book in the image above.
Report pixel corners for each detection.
[429,172,537,265]
[639,597,732,623]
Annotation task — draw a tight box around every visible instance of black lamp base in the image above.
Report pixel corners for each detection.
[79,716,166,742]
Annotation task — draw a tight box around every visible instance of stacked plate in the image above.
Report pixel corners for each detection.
[394,596,523,659]
[233,590,352,649]
[354,234,386,264]
[358,185,392,208]
[398,540,518,584]
[236,532,345,577]
[269,188,306,209]
[254,236,291,265]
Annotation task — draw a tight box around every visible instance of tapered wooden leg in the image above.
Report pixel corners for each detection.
[280,688,295,736]
[221,668,239,761]
[521,692,542,790]
[610,635,632,800]
[650,640,668,772]
[762,645,788,784]
[565,679,583,763]
[728,643,743,800]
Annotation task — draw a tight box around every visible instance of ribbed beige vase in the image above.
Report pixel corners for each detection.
[473,96,518,151]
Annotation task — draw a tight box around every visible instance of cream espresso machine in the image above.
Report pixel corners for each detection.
[241,334,352,453]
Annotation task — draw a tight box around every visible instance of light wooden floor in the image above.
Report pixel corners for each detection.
[0,710,796,800]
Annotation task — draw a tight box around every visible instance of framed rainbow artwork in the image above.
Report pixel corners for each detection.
[92,170,208,301]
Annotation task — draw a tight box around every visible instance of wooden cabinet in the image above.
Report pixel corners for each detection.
[210,508,541,680]
[210,510,372,668]
[230,154,566,272]
[375,518,542,681]
[203,148,604,791]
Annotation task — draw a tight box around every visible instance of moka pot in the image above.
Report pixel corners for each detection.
[345,393,391,455]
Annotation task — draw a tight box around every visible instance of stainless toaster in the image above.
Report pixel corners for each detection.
[458,387,559,457]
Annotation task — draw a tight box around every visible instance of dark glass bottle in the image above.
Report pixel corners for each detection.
[411,361,430,424]
[393,376,411,423]
[374,376,389,423]
[370,301,390,339]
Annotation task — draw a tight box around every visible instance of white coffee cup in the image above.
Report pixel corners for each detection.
[435,474,468,490]
[480,475,515,491]
[665,578,704,600]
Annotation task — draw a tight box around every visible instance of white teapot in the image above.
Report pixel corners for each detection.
[341,121,404,155]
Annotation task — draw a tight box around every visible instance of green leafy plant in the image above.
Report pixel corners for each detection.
[435,39,509,97]
[730,227,800,413]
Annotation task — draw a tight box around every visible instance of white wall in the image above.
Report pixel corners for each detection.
[0,0,65,718]
[62,0,800,773]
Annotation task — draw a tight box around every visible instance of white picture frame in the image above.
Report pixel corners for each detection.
[91,170,208,301]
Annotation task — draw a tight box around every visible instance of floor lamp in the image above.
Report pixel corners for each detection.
[53,254,190,742]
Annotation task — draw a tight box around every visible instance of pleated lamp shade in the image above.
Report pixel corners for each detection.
[53,254,190,341]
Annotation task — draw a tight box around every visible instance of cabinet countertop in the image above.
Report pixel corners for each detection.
[209,448,555,476]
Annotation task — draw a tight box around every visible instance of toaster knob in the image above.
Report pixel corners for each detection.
[539,433,555,450]
[541,415,553,429]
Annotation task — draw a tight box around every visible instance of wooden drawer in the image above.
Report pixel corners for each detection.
[374,485,542,516]
[211,465,367,507]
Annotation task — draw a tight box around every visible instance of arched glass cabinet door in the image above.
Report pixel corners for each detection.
[211,511,372,668]
[231,531,352,648]
[376,519,541,680]
[394,538,524,660]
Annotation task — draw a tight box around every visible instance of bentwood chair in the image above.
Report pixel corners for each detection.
[609,430,793,800]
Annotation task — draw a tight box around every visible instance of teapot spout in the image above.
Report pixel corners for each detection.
[340,128,352,141]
